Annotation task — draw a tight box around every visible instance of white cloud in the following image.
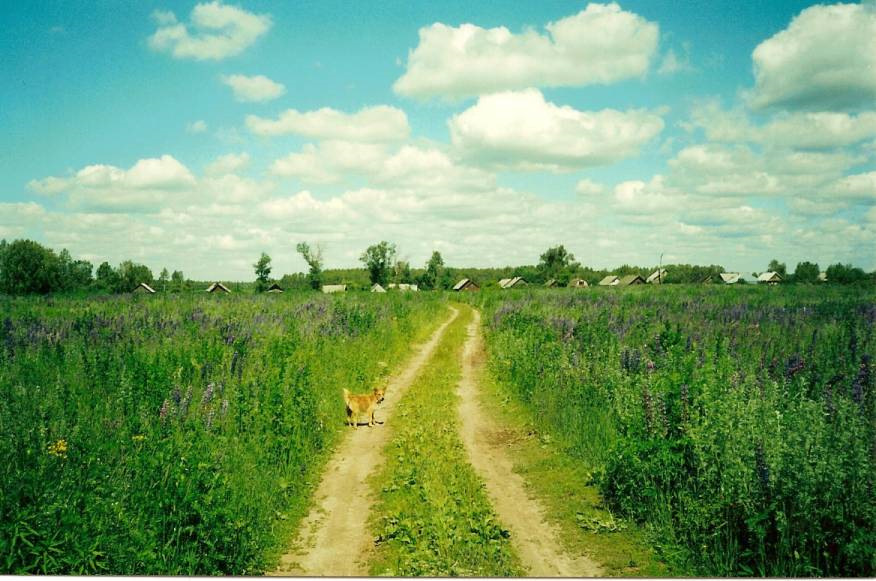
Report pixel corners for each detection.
[148,1,271,61]
[394,2,658,99]
[270,141,388,183]
[186,120,208,134]
[575,179,606,196]
[690,102,876,149]
[748,2,876,110]
[246,105,410,141]
[448,89,664,171]
[220,74,285,102]
[205,152,250,176]
[657,45,693,75]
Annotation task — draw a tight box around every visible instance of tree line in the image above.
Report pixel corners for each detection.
[1,237,873,296]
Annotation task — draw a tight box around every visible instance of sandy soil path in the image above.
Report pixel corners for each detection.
[456,309,604,577]
[270,306,459,576]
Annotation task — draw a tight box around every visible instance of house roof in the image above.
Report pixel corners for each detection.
[598,275,619,286]
[371,283,386,292]
[619,274,645,286]
[569,278,589,287]
[453,278,479,291]
[719,272,742,284]
[267,282,283,292]
[757,271,783,282]
[134,282,156,293]
[206,282,231,293]
[499,276,526,289]
[646,269,667,283]
[321,284,347,293]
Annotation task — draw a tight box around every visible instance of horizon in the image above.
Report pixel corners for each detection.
[2,1,875,279]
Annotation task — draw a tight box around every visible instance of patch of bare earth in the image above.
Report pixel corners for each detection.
[270,307,459,576]
[456,309,604,578]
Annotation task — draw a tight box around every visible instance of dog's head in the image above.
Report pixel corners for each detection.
[372,388,385,404]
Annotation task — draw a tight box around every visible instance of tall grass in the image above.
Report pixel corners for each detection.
[0,291,445,574]
[463,285,875,576]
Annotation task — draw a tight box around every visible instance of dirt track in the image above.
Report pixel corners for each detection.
[270,306,459,576]
[456,309,603,577]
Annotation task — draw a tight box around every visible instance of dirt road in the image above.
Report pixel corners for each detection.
[270,306,459,576]
[456,309,603,577]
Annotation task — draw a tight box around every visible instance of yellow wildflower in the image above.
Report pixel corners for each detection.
[48,439,68,458]
[132,434,146,442]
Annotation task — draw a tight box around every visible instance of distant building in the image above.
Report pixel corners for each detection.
[498,276,527,289]
[371,283,386,293]
[206,282,231,293]
[757,272,783,285]
[321,284,347,293]
[453,278,479,292]
[646,269,667,284]
[618,274,646,286]
[719,273,743,284]
[818,272,828,282]
[569,278,589,288]
[544,279,557,288]
[389,283,419,291]
[266,282,284,293]
[598,275,620,286]
[133,282,156,294]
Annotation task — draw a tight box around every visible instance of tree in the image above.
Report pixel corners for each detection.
[117,260,154,293]
[254,252,272,292]
[296,242,323,290]
[95,262,118,291]
[394,260,413,284]
[158,268,170,292]
[171,270,185,292]
[826,263,867,284]
[360,241,397,286]
[537,245,579,284]
[0,239,61,295]
[419,251,444,290]
[793,261,820,284]
[768,259,787,278]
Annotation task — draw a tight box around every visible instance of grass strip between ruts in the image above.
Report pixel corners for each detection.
[366,305,524,576]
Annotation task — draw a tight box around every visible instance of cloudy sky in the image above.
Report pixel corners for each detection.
[2,1,875,279]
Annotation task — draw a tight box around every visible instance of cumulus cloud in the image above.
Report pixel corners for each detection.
[186,120,208,134]
[205,152,250,176]
[220,74,285,102]
[748,2,876,110]
[270,142,388,183]
[448,89,664,171]
[690,101,876,149]
[148,1,271,61]
[394,2,658,99]
[575,179,606,196]
[246,105,410,141]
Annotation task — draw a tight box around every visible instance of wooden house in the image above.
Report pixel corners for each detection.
[646,269,667,284]
[133,282,156,294]
[266,282,284,293]
[619,274,645,286]
[453,278,479,292]
[321,284,347,293]
[206,282,231,293]
[598,275,620,286]
[569,278,589,288]
[498,276,527,289]
[371,283,386,293]
[756,272,783,285]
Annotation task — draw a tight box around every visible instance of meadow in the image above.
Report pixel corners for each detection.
[464,285,875,576]
[0,291,445,574]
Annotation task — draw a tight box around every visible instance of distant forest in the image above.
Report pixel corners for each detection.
[0,238,873,296]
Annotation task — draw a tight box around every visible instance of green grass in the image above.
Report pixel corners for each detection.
[367,305,524,577]
[0,291,447,574]
[476,351,676,577]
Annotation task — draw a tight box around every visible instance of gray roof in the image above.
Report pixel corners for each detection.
[371,283,386,293]
[598,275,619,286]
[719,272,742,284]
[646,269,667,283]
[757,272,782,283]
[321,284,347,293]
[206,282,231,293]
[569,278,589,287]
[619,274,645,286]
[499,276,526,289]
[134,282,156,293]
[452,278,471,291]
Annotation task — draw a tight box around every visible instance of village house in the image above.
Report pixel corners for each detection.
[619,274,646,286]
[453,278,479,292]
[757,272,783,285]
[133,282,156,294]
[321,284,347,293]
[206,282,231,293]
[569,278,589,288]
[266,282,284,293]
[371,283,386,293]
[646,269,667,284]
[598,275,620,286]
[498,276,527,289]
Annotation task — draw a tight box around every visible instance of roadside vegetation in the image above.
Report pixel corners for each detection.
[0,292,445,574]
[463,285,875,576]
[367,306,523,577]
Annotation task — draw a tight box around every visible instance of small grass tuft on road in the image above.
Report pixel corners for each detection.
[367,306,523,577]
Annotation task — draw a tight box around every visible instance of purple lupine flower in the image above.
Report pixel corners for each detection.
[159,399,170,422]
[171,386,181,406]
[206,408,215,429]
[202,382,215,405]
[785,354,805,380]
[852,355,871,405]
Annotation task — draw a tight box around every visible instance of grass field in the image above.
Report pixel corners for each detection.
[462,284,875,576]
[0,291,445,574]
[1,285,873,576]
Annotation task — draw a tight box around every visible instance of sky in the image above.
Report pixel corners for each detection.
[1,0,875,280]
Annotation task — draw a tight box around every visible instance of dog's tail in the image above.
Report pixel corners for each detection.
[342,388,351,404]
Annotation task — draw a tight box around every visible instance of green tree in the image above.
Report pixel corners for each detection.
[537,245,579,284]
[768,259,787,278]
[394,260,413,284]
[360,241,397,286]
[171,270,185,292]
[825,262,866,284]
[793,261,820,283]
[0,239,61,294]
[254,252,272,292]
[419,251,444,290]
[296,242,323,290]
[118,260,154,293]
[95,262,118,291]
[158,268,170,292]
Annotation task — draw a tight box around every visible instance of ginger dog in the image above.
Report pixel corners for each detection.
[342,387,385,428]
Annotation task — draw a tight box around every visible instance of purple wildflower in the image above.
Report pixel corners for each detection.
[202,382,215,405]
[159,399,170,422]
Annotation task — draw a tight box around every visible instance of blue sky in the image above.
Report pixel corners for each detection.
[2,1,875,279]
